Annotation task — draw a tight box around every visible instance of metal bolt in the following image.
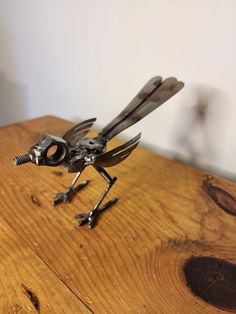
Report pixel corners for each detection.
[14,153,31,166]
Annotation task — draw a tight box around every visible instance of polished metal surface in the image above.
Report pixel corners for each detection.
[14,76,184,228]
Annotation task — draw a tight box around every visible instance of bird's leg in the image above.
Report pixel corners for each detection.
[53,171,90,205]
[75,166,118,228]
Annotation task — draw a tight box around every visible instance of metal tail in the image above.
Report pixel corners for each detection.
[99,77,184,140]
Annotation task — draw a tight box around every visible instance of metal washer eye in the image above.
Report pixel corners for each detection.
[45,143,68,166]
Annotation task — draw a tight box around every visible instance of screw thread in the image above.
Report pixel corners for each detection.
[14,153,31,166]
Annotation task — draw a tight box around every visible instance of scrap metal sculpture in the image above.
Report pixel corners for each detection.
[14,76,184,228]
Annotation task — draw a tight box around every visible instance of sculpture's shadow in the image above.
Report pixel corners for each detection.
[172,84,235,180]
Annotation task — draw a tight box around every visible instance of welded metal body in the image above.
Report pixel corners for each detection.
[14,76,184,228]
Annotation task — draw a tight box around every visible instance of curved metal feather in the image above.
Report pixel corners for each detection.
[95,133,141,168]
[63,118,96,144]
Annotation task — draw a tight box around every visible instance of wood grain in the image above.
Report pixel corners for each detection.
[0,216,90,313]
[1,115,236,313]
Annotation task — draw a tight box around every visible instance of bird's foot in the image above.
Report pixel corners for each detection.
[75,197,118,229]
[52,180,90,206]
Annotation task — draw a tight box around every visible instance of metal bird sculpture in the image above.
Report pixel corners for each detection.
[14,76,184,228]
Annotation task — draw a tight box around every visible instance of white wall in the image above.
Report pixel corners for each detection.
[1,0,236,177]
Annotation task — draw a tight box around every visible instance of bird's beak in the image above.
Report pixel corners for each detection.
[13,153,32,166]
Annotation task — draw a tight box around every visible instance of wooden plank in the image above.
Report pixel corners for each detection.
[0,215,91,313]
[1,115,236,313]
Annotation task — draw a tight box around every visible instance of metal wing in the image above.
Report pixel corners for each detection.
[63,118,96,144]
[95,133,141,168]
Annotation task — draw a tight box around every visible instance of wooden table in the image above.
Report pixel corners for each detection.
[1,116,236,313]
